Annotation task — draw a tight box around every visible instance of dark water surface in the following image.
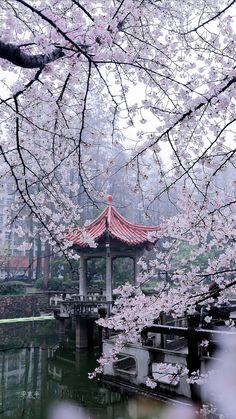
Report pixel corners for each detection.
[0,320,165,419]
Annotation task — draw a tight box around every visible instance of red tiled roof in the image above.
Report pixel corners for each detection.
[9,256,45,269]
[66,195,160,247]
[9,256,29,269]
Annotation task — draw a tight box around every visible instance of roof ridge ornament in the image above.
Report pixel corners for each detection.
[107,195,113,205]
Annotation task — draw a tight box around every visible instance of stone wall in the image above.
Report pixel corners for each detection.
[0,319,57,349]
[0,293,50,319]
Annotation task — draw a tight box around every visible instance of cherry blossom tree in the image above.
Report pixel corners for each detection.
[1,0,236,364]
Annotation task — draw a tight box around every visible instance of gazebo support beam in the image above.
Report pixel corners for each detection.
[106,248,112,301]
[79,255,87,297]
[134,251,143,284]
[76,317,88,349]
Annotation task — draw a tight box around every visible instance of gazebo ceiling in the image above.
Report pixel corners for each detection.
[66,195,160,248]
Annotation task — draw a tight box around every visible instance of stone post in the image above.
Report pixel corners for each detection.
[58,317,65,345]
[75,317,88,350]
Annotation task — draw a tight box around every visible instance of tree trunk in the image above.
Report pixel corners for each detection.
[43,241,51,289]
[28,214,34,282]
[35,233,42,280]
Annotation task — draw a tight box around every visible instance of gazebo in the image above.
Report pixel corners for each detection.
[66,195,160,300]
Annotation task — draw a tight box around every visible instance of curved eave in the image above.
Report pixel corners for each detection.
[70,229,159,249]
[65,202,160,248]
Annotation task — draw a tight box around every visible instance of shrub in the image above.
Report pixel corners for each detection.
[35,278,80,291]
[35,278,44,289]
[0,281,26,295]
[48,277,64,290]
[35,277,63,290]
[62,279,74,289]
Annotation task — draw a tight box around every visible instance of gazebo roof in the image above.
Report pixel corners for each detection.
[66,195,160,248]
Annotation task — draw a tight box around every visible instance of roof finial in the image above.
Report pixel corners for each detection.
[107,195,113,205]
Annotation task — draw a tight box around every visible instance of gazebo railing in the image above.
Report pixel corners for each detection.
[53,297,113,318]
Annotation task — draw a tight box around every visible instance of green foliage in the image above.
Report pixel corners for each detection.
[62,279,79,289]
[171,240,218,271]
[48,277,63,290]
[50,256,79,281]
[35,277,79,291]
[0,281,26,295]
[35,278,62,290]
[87,257,134,289]
[87,258,105,288]
[34,278,43,289]
[175,241,193,260]
[113,257,134,287]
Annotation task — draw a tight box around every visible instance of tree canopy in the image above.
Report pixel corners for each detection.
[1,0,236,354]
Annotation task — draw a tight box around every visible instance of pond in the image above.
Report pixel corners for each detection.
[0,319,166,419]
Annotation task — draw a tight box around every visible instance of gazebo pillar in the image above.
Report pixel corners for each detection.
[106,249,112,301]
[79,255,87,298]
[134,252,142,284]
[133,255,138,285]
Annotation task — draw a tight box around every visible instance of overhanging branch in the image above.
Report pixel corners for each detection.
[0,40,65,68]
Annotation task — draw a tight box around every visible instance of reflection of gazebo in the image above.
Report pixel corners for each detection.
[66,196,160,300]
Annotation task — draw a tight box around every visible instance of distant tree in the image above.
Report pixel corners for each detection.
[0,246,9,279]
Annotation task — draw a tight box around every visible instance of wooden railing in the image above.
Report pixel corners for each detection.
[144,316,236,402]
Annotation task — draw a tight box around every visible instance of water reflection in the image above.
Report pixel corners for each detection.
[0,321,164,419]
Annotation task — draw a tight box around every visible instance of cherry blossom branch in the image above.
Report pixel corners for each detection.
[71,0,94,22]
[0,40,64,68]
[184,0,236,34]
[15,0,92,59]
